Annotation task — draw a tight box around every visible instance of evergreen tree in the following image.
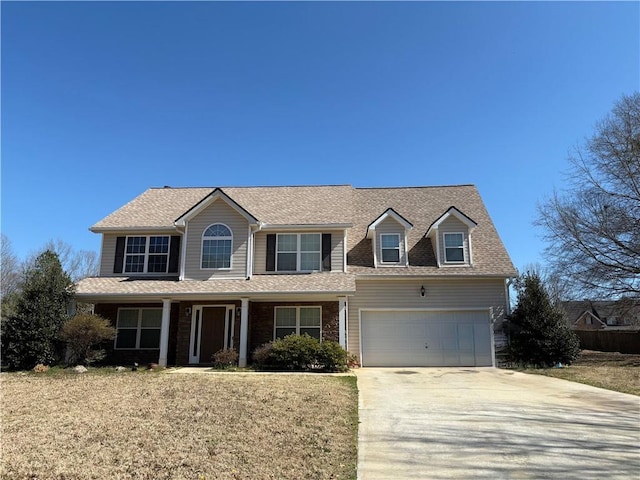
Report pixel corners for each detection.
[505,272,580,367]
[1,251,74,369]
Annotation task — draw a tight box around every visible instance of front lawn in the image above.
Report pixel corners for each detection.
[521,350,640,396]
[1,371,358,479]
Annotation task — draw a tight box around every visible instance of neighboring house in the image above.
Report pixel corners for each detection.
[75,184,517,368]
[561,300,640,330]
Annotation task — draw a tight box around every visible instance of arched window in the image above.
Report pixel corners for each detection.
[201,224,232,269]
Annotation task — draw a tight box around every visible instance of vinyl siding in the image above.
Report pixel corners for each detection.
[253,230,345,274]
[184,199,249,280]
[347,278,508,360]
[376,217,408,266]
[99,232,178,277]
[438,217,471,265]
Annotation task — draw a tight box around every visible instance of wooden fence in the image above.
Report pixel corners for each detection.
[574,329,640,354]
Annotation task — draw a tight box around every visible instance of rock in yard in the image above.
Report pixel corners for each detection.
[73,365,88,374]
[115,366,127,372]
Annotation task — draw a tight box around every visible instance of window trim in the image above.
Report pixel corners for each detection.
[200,223,233,270]
[114,307,162,350]
[276,233,322,272]
[124,236,170,274]
[379,233,401,264]
[273,306,323,341]
[443,232,466,264]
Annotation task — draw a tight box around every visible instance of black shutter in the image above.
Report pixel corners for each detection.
[266,234,276,272]
[114,236,125,274]
[322,233,332,271]
[168,236,181,274]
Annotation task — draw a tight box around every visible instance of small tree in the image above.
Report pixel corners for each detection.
[1,251,74,370]
[505,272,580,367]
[59,313,116,365]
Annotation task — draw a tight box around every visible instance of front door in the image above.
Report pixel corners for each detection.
[200,307,226,363]
[189,305,235,364]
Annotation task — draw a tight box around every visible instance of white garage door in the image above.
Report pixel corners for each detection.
[361,310,493,367]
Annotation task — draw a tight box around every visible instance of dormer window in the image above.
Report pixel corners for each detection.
[366,208,413,268]
[380,234,401,263]
[426,206,477,267]
[444,233,465,263]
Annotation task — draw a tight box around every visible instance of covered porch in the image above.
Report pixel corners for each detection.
[75,274,356,367]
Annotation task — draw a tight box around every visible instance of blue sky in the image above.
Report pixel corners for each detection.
[2,1,638,272]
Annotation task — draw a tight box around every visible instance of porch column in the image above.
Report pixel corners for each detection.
[158,298,172,367]
[338,297,347,349]
[239,297,249,367]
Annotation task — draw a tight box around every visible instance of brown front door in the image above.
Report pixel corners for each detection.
[199,307,226,363]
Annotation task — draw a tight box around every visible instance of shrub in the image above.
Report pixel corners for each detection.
[252,335,351,372]
[252,342,274,368]
[58,313,116,366]
[347,353,360,369]
[32,364,49,373]
[212,348,239,368]
[270,334,320,371]
[316,340,349,372]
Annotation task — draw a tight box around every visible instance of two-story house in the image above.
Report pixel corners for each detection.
[75,184,517,367]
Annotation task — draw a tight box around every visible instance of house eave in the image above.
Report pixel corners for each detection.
[354,273,514,281]
[259,223,353,231]
[89,226,180,234]
[76,290,355,303]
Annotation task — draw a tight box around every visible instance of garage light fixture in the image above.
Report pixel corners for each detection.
[420,285,426,297]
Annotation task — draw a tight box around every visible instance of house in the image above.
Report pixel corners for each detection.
[75,184,517,368]
[561,300,640,330]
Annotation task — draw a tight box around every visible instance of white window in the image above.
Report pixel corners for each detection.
[380,234,401,263]
[115,308,162,349]
[276,234,321,272]
[202,224,232,269]
[444,233,465,263]
[125,236,170,273]
[274,306,322,341]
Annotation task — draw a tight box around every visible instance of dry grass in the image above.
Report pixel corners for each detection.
[522,350,640,396]
[1,371,358,479]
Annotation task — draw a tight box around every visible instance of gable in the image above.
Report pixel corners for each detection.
[182,198,251,280]
[175,188,259,227]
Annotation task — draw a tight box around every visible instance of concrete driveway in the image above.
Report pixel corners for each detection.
[356,368,640,479]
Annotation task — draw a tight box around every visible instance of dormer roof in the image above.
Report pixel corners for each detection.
[425,206,477,238]
[365,208,413,239]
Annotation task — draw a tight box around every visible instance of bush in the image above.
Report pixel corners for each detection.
[58,313,116,366]
[252,335,350,372]
[32,364,49,373]
[270,334,319,371]
[212,348,239,368]
[316,340,349,372]
[252,342,273,368]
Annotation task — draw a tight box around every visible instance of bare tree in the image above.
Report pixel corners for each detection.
[1,234,21,302]
[26,239,99,282]
[538,92,640,299]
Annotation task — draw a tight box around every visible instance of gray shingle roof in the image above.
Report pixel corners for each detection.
[76,273,356,299]
[88,183,516,281]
